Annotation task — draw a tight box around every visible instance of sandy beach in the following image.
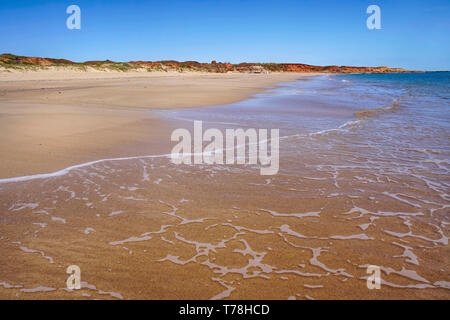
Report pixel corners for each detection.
[1,0,448,308]
[0,71,306,178]
[0,70,448,300]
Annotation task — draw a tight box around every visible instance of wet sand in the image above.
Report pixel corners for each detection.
[0,71,307,178]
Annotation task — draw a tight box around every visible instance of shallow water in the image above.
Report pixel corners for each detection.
[0,73,449,299]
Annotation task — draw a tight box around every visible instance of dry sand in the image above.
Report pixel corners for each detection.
[0,71,308,178]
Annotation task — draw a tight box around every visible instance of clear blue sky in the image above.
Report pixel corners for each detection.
[1,0,449,70]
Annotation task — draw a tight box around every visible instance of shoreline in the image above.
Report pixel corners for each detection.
[0,71,316,179]
[0,72,313,109]
[1,71,448,300]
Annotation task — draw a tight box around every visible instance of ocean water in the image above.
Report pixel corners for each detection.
[160,72,449,180]
[0,73,449,299]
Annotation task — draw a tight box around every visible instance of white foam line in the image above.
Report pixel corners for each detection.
[309,119,362,137]
[156,112,242,126]
[0,153,172,184]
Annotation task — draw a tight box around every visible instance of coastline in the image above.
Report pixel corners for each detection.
[0,71,448,300]
[0,71,314,178]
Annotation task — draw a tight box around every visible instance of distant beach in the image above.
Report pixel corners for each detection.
[0,70,448,299]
